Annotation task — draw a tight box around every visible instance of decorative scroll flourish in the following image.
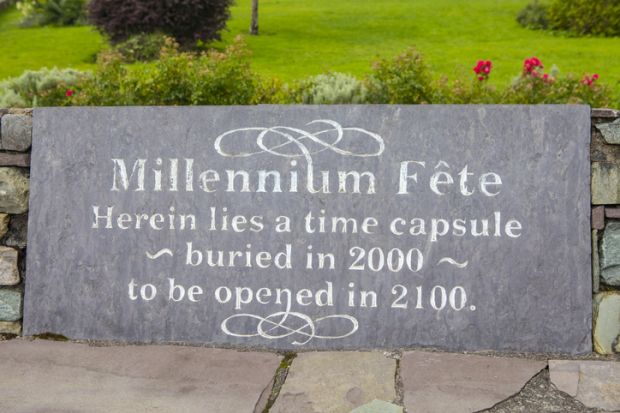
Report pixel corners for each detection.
[214,119,385,160]
[437,257,469,268]
[221,311,359,346]
[145,248,173,260]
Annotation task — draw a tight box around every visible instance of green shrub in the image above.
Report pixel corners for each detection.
[516,0,549,30]
[189,38,257,105]
[548,0,620,37]
[76,36,258,106]
[113,33,168,63]
[16,0,87,27]
[252,77,290,104]
[434,77,500,104]
[5,45,613,108]
[0,67,89,107]
[365,48,434,104]
[503,60,612,106]
[289,73,367,104]
[72,51,137,106]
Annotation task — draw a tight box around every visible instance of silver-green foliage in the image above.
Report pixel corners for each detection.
[0,67,89,107]
[296,72,367,104]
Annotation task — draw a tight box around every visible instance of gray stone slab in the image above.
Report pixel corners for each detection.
[270,351,396,413]
[25,106,592,353]
[0,168,29,214]
[0,339,281,413]
[401,351,546,413]
[0,114,32,151]
[601,222,620,286]
[0,288,22,321]
[350,399,403,413]
[549,360,620,411]
[0,246,20,286]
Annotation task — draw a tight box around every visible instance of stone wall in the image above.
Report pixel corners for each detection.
[591,108,620,355]
[0,108,31,336]
[0,107,618,355]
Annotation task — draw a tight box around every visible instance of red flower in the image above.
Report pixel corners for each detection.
[581,74,599,86]
[473,59,492,81]
[65,89,75,97]
[523,57,544,77]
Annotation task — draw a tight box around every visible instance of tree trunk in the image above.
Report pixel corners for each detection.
[250,0,259,35]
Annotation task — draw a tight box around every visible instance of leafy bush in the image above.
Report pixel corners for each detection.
[290,73,367,104]
[433,78,500,104]
[252,77,290,104]
[3,46,614,108]
[16,0,87,27]
[548,0,620,37]
[75,36,258,106]
[188,38,257,105]
[516,0,549,30]
[88,0,233,47]
[112,33,168,63]
[0,67,89,107]
[503,57,611,106]
[365,48,434,104]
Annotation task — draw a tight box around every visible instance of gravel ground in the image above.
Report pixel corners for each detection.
[480,369,608,413]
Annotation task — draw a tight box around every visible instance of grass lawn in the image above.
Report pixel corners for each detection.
[1,0,620,93]
[221,0,620,90]
[0,6,103,80]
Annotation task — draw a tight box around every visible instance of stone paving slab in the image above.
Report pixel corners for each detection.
[270,351,397,413]
[0,339,281,413]
[549,360,620,411]
[350,399,403,413]
[401,351,547,413]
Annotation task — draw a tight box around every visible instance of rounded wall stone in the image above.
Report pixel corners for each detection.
[0,246,19,286]
[0,213,8,238]
[601,222,620,286]
[0,167,29,214]
[593,291,620,354]
[0,114,32,152]
[596,118,620,145]
[0,288,22,321]
[592,162,620,205]
[0,320,21,335]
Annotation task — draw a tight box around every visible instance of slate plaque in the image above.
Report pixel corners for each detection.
[24,106,592,353]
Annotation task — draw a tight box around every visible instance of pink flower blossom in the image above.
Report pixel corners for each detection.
[473,60,492,81]
[582,74,599,86]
